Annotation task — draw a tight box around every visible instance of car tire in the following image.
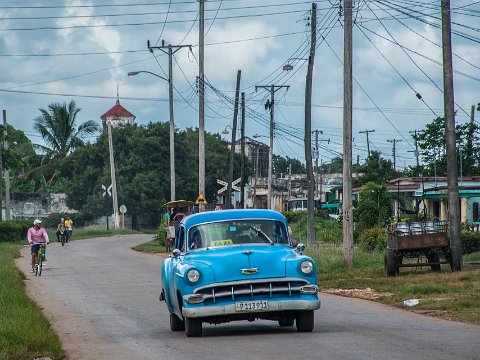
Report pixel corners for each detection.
[170,313,185,331]
[296,311,314,332]
[185,317,202,337]
[278,318,295,327]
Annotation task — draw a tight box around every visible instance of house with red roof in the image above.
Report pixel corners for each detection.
[100,99,136,133]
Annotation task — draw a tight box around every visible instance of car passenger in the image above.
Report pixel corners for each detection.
[189,229,201,250]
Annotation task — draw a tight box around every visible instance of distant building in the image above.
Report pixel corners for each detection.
[100,99,136,133]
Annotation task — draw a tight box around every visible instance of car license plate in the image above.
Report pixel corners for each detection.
[235,300,268,312]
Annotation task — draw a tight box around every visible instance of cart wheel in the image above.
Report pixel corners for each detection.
[384,250,398,277]
[428,252,441,272]
[443,246,454,270]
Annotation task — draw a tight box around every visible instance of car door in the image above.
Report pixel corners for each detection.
[169,225,186,312]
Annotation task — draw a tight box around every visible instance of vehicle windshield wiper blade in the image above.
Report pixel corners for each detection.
[249,226,274,245]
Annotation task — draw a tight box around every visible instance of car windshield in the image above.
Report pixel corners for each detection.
[187,220,289,250]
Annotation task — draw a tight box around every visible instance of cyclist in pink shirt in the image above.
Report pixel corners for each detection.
[27,219,50,273]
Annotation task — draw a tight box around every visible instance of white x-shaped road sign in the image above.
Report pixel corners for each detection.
[217,178,241,194]
[102,184,112,197]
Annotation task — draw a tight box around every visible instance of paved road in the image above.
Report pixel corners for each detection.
[17,235,480,360]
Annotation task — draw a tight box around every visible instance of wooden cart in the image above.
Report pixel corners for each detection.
[384,221,453,276]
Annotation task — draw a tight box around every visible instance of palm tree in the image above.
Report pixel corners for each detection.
[33,100,100,185]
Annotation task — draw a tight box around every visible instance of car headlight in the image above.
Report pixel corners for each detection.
[299,260,314,274]
[186,268,201,283]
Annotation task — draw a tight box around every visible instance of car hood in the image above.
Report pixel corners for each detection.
[186,245,294,282]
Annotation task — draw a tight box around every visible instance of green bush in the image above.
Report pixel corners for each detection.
[357,227,387,251]
[0,221,23,242]
[282,211,307,224]
[155,220,168,245]
[461,231,480,255]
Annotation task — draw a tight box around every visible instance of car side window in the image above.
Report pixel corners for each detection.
[175,226,185,252]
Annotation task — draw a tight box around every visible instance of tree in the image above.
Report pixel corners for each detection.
[416,117,480,177]
[273,155,305,174]
[353,182,393,232]
[33,100,100,186]
[1,125,37,192]
[355,151,396,186]
[59,123,244,227]
[320,156,343,174]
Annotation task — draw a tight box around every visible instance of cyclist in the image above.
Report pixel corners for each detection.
[56,218,65,242]
[65,216,73,241]
[27,219,49,273]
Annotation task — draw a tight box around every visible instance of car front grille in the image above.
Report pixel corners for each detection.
[193,278,311,303]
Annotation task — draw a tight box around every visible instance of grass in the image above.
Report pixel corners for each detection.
[306,244,480,325]
[132,238,167,253]
[0,242,64,360]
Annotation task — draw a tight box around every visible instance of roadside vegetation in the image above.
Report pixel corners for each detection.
[0,225,144,360]
[0,242,64,360]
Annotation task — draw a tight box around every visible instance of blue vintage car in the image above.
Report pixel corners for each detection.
[159,209,320,337]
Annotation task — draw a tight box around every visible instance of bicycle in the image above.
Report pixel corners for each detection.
[59,226,67,246]
[34,243,46,276]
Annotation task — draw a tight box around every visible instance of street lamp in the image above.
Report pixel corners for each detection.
[282,57,308,71]
[128,71,168,82]
[222,125,232,135]
[128,70,176,201]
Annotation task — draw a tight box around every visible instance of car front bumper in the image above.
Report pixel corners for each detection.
[182,298,321,318]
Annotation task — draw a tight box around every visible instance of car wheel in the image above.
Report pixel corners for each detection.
[296,311,314,332]
[185,317,202,337]
[278,318,295,327]
[170,313,185,331]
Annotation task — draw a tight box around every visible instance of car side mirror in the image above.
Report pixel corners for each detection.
[295,243,305,254]
[172,249,181,257]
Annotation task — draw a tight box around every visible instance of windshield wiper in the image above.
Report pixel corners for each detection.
[249,226,274,245]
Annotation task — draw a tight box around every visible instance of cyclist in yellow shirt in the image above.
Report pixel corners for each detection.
[65,216,74,242]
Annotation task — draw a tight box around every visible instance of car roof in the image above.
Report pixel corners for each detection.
[181,209,287,228]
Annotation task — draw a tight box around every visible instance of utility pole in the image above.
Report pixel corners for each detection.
[254,148,259,209]
[387,138,402,172]
[442,0,462,271]
[408,130,420,168]
[343,0,354,268]
[358,129,375,158]
[466,105,475,173]
[226,70,241,209]
[315,130,319,200]
[314,130,329,203]
[3,110,10,220]
[147,41,191,202]
[304,2,317,246]
[198,0,206,211]
[107,122,120,229]
[255,84,289,210]
[288,163,292,200]
[240,92,246,209]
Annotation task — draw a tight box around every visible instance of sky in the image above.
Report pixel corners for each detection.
[1,0,479,170]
